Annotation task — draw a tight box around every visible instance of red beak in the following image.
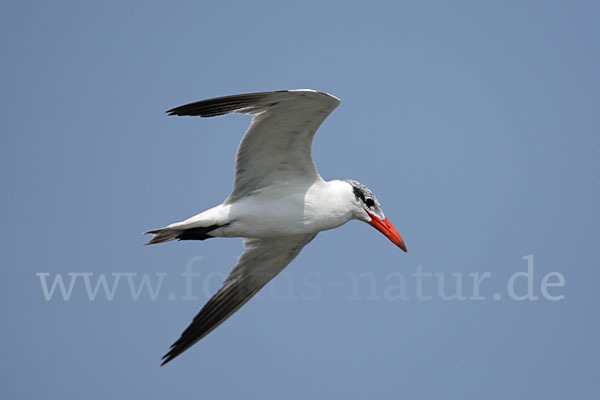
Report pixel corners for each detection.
[366,210,407,252]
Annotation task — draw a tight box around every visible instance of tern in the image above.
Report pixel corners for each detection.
[146,89,407,365]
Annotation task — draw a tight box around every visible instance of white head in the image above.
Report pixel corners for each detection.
[345,180,407,252]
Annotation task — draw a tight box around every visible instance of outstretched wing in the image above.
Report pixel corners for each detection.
[166,90,340,202]
[161,234,317,366]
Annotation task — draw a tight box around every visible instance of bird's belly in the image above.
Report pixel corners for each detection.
[222,191,350,238]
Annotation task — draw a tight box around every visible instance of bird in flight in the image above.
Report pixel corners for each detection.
[146,89,407,365]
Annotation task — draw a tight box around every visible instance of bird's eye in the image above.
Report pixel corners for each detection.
[365,198,375,208]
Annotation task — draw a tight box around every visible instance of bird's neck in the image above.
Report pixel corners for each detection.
[301,180,356,231]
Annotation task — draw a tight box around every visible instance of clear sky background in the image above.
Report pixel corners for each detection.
[1,1,599,399]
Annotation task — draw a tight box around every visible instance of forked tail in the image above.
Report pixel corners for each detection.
[144,224,223,245]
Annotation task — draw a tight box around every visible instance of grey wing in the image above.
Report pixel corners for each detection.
[160,234,317,366]
[166,89,340,202]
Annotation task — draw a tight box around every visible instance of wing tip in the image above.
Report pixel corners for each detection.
[164,92,271,118]
[160,354,174,367]
[164,106,206,117]
[164,89,340,117]
[160,341,181,366]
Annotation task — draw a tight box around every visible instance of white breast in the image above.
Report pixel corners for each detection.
[220,179,354,238]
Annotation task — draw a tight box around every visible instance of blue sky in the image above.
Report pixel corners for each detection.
[1,1,599,399]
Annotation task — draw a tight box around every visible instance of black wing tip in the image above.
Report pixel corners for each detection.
[160,354,174,367]
[164,92,272,118]
[158,280,252,366]
[163,89,337,117]
[160,342,183,367]
[165,106,206,117]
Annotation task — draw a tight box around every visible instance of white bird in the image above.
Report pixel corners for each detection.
[146,89,406,365]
